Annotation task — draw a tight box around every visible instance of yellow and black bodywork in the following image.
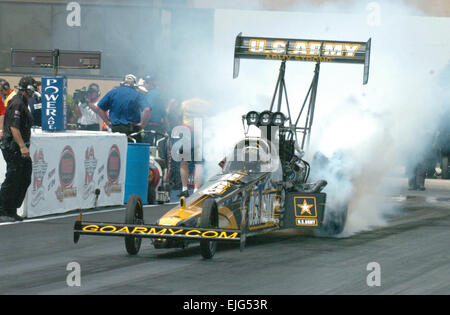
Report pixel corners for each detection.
[74,166,330,258]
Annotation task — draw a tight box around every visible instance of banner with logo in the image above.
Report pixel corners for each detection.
[41,76,67,131]
[12,130,128,218]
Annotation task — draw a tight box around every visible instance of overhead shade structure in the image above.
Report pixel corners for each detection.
[58,50,101,69]
[11,49,101,74]
[11,49,54,68]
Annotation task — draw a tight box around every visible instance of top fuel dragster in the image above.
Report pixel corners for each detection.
[74,34,371,259]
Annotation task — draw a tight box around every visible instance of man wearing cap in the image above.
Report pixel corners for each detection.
[25,76,42,127]
[0,77,34,222]
[96,74,151,142]
[0,78,17,108]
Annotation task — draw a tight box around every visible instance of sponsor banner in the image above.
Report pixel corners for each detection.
[9,130,128,218]
[233,34,371,84]
[104,144,122,196]
[41,76,67,131]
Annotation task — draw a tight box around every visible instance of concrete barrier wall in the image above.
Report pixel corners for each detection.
[0,129,128,218]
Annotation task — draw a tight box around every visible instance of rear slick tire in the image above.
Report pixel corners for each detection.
[318,206,348,236]
[199,199,219,259]
[124,194,144,255]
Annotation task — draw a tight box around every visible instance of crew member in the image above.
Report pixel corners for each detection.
[0,79,16,138]
[24,76,42,127]
[407,129,436,191]
[75,83,103,131]
[141,74,168,156]
[436,110,450,179]
[0,77,34,222]
[0,78,17,107]
[165,98,183,190]
[0,90,5,138]
[407,163,426,191]
[178,98,211,197]
[96,74,151,142]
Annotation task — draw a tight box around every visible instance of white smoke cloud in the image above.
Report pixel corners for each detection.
[193,1,449,236]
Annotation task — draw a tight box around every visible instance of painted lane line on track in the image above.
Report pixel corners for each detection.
[0,202,178,226]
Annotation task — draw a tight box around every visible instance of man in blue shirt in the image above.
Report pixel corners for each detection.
[141,74,168,145]
[96,74,151,142]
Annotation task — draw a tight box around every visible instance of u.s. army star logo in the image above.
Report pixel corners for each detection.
[293,196,318,226]
[294,197,317,218]
[300,199,313,215]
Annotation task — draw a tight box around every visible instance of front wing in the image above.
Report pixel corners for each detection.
[73,192,327,246]
[74,219,241,243]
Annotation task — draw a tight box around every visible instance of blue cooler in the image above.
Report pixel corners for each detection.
[124,143,150,204]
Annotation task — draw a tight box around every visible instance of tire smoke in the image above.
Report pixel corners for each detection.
[204,1,449,236]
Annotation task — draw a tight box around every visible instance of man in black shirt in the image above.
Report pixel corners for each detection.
[0,77,34,222]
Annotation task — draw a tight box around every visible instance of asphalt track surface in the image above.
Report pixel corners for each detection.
[0,178,448,295]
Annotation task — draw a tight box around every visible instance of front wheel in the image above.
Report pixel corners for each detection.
[124,194,144,255]
[199,199,219,259]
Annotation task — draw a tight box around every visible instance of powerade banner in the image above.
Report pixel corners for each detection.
[41,76,67,131]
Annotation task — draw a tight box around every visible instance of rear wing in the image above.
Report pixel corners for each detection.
[233,33,371,84]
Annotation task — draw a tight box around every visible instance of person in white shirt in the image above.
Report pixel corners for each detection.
[75,83,103,131]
